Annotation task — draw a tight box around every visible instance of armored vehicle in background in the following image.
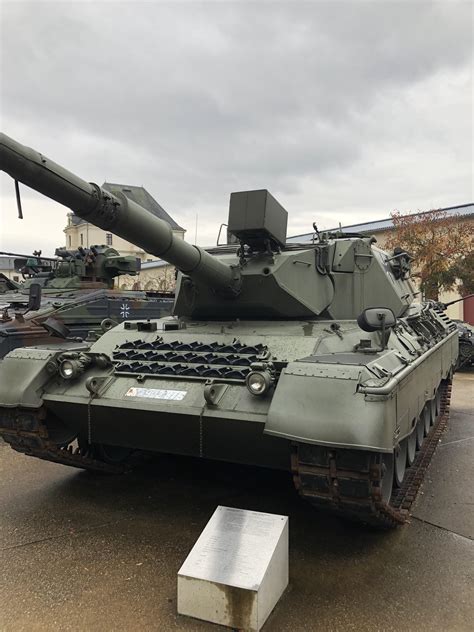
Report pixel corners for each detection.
[0,227,174,358]
[0,284,174,358]
[453,320,474,369]
[0,133,458,528]
[432,296,474,370]
[4,245,137,292]
[0,244,139,314]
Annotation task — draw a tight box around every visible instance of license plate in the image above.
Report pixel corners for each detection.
[125,387,187,401]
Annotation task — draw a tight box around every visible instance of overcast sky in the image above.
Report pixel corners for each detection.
[0,0,472,256]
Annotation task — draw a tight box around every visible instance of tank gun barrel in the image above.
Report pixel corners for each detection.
[441,293,474,309]
[0,250,58,263]
[0,133,240,294]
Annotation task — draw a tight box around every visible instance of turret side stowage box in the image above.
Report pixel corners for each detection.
[228,190,288,247]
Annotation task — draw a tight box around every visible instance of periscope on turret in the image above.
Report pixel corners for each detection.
[0,133,459,528]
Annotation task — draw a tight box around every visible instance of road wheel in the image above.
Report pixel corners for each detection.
[423,404,431,436]
[416,415,425,449]
[394,440,407,487]
[430,398,437,426]
[435,389,442,416]
[407,428,417,466]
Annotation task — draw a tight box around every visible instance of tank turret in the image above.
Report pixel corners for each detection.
[0,133,416,320]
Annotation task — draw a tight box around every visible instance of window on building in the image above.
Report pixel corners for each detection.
[13,275,19,282]
[68,235,71,247]
[80,233,84,246]
[106,233,113,245]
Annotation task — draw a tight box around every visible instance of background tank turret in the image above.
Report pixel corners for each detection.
[1,245,140,306]
[24,245,139,290]
[0,133,459,528]
[0,171,174,357]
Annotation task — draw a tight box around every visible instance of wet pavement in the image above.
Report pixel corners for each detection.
[0,372,473,632]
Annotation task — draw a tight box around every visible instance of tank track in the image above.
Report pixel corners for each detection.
[291,379,452,528]
[0,380,453,518]
[0,407,125,474]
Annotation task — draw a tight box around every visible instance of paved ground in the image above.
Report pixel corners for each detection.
[0,372,472,632]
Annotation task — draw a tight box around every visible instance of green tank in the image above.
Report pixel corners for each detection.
[0,133,458,528]
[3,245,138,295]
[1,244,140,318]
[0,246,174,358]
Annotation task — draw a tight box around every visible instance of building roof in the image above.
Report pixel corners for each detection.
[69,183,185,231]
[286,202,474,244]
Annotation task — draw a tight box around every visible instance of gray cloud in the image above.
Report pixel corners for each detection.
[1,0,472,254]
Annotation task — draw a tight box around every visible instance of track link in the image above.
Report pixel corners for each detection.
[292,379,452,528]
[0,407,125,473]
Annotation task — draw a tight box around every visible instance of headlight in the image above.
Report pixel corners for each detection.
[246,370,271,396]
[58,354,91,380]
[59,360,75,379]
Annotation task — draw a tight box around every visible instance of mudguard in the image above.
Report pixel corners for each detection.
[265,361,396,452]
[0,348,58,408]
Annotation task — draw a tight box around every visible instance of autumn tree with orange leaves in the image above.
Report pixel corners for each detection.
[385,209,474,300]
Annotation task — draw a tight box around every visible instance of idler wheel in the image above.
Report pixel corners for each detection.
[394,440,407,487]
[407,428,417,466]
[416,415,425,449]
[423,404,431,436]
[380,453,394,503]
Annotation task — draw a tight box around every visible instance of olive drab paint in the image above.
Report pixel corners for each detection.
[0,133,459,527]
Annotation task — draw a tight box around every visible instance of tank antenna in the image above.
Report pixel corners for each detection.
[312,222,320,243]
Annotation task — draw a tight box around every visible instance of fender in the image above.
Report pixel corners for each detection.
[265,361,395,452]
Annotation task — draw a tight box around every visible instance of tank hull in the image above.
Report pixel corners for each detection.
[0,308,457,466]
[36,326,456,462]
[0,309,458,529]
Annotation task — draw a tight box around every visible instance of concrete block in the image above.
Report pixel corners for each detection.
[178,505,288,631]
